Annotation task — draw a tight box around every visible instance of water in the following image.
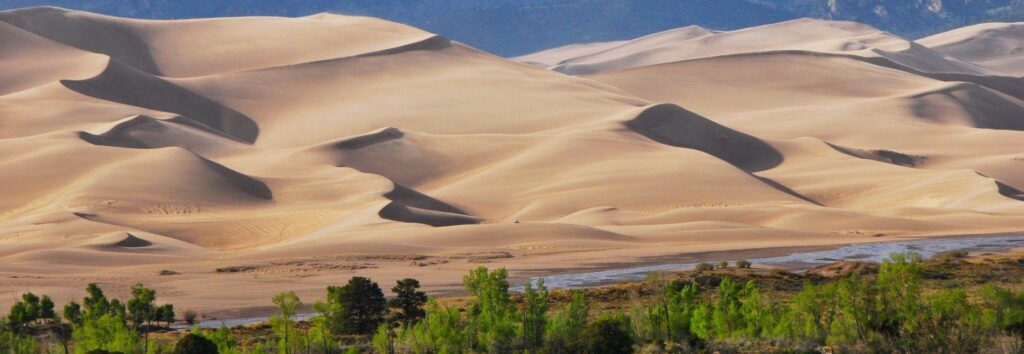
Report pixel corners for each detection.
[177,235,1024,328]
[530,235,1024,289]
[171,312,318,330]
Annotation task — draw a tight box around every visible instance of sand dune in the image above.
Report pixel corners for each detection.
[2,8,1023,315]
[518,18,992,76]
[920,22,1024,77]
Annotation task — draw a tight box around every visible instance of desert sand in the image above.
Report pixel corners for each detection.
[1,8,1022,318]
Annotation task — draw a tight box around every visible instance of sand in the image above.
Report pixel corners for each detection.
[1,7,1023,318]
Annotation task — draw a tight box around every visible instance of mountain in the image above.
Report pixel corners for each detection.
[4,1,1024,56]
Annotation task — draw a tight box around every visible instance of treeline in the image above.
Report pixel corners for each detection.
[3,253,1024,353]
[2,283,176,353]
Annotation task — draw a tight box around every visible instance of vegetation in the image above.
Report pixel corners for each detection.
[4,252,1024,353]
[173,333,218,354]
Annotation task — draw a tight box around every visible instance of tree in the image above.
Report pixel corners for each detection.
[72,313,140,354]
[372,324,396,354]
[323,277,387,334]
[40,295,56,321]
[83,284,111,320]
[545,291,589,353]
[521,279,549,351]
[463,267,516,352]
[64,302,83,326]
[579,314,635,354]
[270,291,302,354]
[126,283,157,328]
[174,333,218,354]
[389,278,427,324]
[306,316,336,354]
[157,304,175,327]
[126,283,158,353]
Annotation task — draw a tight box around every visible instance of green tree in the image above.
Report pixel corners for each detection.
[0,330,38,354]
[72,313,140,354]
[64,301,83,326]
[83,283,111,320]
[157,304,175,327]
[389,278,427,324]
[307,316,337,354]
[463,267,516,353]
[520,279,549,351]
[397,299,468,353]
[270,291,302,354]
[40,295,56,321]
[789,281,839,344]
[372,324,396,354]
[544,291,589,353]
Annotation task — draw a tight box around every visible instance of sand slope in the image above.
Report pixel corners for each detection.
[2,8,1023,315]
[919,22,1024,77]
[518,18,993,76]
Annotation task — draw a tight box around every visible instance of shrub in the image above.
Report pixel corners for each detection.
[174,333,218,354]
[717,261,729,269]
[736,260,752,269]
[694,263,713,272]
[580,314,635,354]
[183,309,198,325]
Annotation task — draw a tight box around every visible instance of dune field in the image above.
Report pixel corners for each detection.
[1,8,1023,317]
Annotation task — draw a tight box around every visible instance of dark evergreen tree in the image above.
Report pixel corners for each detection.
[325,276,387,334]
[389,278,427,323]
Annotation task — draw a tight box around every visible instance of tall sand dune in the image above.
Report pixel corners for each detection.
[920,22,1024,77]
[2,8,1023,315]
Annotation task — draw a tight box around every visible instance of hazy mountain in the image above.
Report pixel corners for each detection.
[2,0,1023,56]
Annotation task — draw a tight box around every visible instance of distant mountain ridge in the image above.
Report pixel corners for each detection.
[1,1,1023,56]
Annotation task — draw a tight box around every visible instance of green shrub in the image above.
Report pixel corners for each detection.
[174,333,218,354]
[694,263,713,272]
[736,260,752,269]
[580,314,635,354]
[717,261,729,269]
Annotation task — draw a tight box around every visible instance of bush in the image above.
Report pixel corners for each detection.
[174,333,218,354]
[717,261,729,269]
[580,314,635,354]
[183,309,198,325]
[736,260,752,269]
[694,263,713,272]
